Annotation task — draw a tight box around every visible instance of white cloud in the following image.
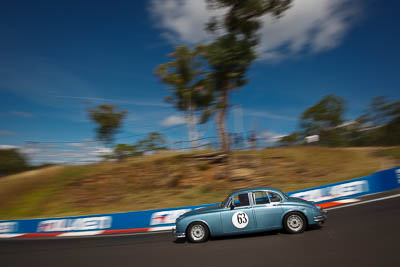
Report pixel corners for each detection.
[19,147,41,154]
[160,115,186,126]
[149,0,226,44]
[90,146,113,155]
[0,142,113,165]
[0,145,18,149]
[68,143,86,148]
[149,0,361,61]
[19,143,113,165]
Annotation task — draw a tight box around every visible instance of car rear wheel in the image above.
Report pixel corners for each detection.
[187,222,209,243]
[284,212,306,234]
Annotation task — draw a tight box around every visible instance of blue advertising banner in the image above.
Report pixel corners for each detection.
[288,167,400,202]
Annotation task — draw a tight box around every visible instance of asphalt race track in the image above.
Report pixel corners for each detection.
[1,191,400,267]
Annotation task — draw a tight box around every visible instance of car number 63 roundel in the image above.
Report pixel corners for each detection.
[232,211,249,228]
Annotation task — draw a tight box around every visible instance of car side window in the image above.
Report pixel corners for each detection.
[268,191,282,203]
[253,191,269,205]
[232,193,250,207]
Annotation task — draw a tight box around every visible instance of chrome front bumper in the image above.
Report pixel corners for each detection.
[172,229,186,238]
[314,210,328,223]
[314,215,327,222]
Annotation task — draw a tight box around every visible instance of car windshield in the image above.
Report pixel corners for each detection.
[220,195,231,207]
[280,190,289,200]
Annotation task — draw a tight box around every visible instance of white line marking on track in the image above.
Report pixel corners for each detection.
[326,193,400,211]
[336,198,360,203]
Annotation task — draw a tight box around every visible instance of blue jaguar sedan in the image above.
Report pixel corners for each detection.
[173,187,327,242]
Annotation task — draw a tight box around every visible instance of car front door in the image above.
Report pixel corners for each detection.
[220,192,256,234]
[252,191,283,230]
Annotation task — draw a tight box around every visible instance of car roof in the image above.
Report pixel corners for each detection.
[229,187,281,196]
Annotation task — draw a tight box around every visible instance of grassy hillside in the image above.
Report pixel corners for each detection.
[0,146,399,220]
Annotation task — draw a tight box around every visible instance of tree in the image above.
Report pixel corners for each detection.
[0,149,30,177]
[384,100,400,145]
[136,132,168,153]
[155,46,213,149]
[358,96,400,145]
[89,104,127,145]
[300,95,346,146]
[202,0,292,152]
[362,96,394,125]
[114,144,142,161]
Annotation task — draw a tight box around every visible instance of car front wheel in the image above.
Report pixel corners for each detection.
[284,212,306,234]
[187,222,209,243]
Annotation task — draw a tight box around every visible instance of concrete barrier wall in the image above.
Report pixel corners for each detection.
[1,166,399,238]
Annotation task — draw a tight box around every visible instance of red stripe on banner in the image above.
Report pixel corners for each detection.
[102,228,150,234]
[316,202,341,208]
[19,233,61,238]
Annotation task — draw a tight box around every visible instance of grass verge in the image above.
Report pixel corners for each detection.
[0,146,398,219]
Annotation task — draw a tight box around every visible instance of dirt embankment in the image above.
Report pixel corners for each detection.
[0,146,398,219]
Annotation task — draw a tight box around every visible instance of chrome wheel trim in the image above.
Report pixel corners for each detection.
[190,224,205,241]
[287,214,303,232]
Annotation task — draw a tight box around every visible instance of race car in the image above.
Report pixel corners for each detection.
[173,187,327,242]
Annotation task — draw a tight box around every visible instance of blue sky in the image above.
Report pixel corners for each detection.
[0,0,399,163]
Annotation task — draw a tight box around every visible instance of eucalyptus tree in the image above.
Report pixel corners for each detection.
[358,96,400,145]
[202,0,292,152]
[299,94,346,146]
[88,104,127,146]
[0,149,30,176]
[156,46,213,149]
[300,95,345,136]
